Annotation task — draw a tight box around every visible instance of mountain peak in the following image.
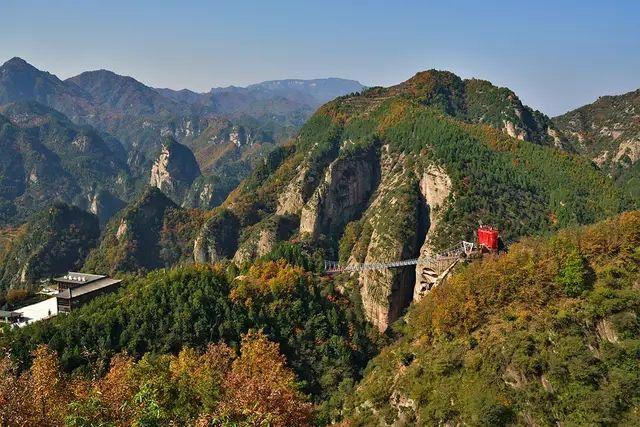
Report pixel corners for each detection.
[2,57,34,69]
[69,69,143,88]
[67,69,182,115]
[391,69,464,98]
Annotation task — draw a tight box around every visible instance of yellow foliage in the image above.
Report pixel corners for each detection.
[376,99,411,133]
[230,260,306,307]
[410,211,640,342]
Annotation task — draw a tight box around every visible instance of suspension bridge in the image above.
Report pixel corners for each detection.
[323,241,476,274]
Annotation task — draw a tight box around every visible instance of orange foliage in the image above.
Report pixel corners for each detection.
[219,330,313,426]
[5,288,30,304]
[95,353,136,424]
[376,100,411,133]
[461,121,521,152]
[0,346,81,426]
[0,332,314,425]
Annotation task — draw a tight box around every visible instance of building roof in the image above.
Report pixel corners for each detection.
[53,272,105,286]
[14,297,57,327]
[56,277,122,300]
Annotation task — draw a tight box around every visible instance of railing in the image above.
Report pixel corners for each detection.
[324,241,475,273]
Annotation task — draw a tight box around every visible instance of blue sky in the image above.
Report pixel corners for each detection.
[2,0,639,115]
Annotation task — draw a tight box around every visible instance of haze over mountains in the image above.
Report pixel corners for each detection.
[0,57,364,225]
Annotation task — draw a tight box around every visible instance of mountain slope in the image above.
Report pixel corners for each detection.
[68,69,185,116]
[83,187,209,274]
[342,210,640,426]
[0,57,93,118]
[0,203,99,293]
[195,70,627,331]
[0,102,131,225]
[553,89,640,202]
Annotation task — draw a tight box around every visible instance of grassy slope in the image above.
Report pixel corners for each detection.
[343,211,640,426]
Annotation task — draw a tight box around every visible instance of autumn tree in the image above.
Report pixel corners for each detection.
[26,345,70,426]
[218,330,313,426]
[0,355,27,425]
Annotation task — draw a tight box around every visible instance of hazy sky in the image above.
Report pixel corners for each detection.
[2,0,639,115]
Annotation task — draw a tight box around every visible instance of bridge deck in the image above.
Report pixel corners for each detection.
[324,242,474,273]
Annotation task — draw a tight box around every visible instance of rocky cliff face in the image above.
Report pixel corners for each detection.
[148,137,201,203]
[348,149,429,331]
[85,189,127,226]
[182,174,238,210]
[192,69,625,332]
[299,146,379,239]
[232,215,298,265]
[413,165,452,301]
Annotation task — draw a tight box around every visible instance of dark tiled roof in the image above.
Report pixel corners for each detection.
[53,272,105,285]
[56,278,122,299]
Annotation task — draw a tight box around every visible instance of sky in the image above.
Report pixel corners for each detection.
[1,0,639,116]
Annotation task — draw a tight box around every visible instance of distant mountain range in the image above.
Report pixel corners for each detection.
[158,77,364,121]
[0,57,364,225]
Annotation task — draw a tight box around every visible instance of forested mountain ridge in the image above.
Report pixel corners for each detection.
[68,69,187,116]
[0,57,92,117]
[83,187,209,275]
[193,69,627,331]
[0,203,99,293]
[0,101,131,225]
[4,67,623,331]
[553,88,640,202]
[388,71,566,147]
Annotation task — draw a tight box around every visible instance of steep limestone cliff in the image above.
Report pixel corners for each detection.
[232,215,299,265]
[85,189,126,226]
[413,165,452,301]
[352,149,428,331]
[149,137,201,203]
[275,165,308,216]
[299,146,379,239]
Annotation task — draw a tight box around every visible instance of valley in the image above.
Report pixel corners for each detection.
[0,54,639,426]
